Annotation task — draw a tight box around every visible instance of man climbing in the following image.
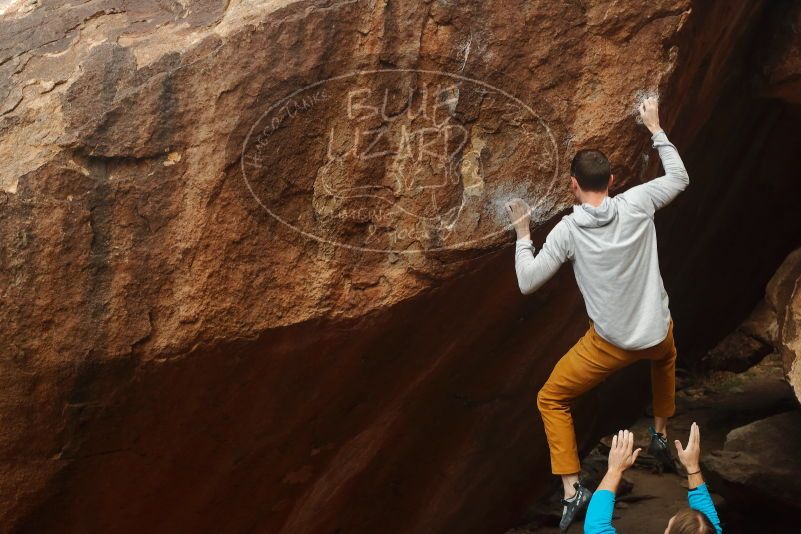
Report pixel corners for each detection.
[505,97,689,531]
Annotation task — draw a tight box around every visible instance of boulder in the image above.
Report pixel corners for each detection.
[759,0,801,406]
[704,410,801,515]
[701,328,773,374]
[759,0,801,105]
[766,248,801,405]
[739,300,779,347]
[701,299,777,373]
[1,1,801,533]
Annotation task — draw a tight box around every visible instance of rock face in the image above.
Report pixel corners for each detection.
[1,1,801,533]
[652,0,801,359]
[766,248,801,404]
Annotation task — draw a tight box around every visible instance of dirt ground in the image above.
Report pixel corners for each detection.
[504,354,796,534]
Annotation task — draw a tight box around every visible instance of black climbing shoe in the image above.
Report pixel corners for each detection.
[648,426,676,473]
[559,482,592,531]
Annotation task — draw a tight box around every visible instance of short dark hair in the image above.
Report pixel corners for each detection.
[668,508,716,534]
[570,149,611,192]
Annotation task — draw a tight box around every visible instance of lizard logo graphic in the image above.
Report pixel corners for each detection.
[241,68,558,253]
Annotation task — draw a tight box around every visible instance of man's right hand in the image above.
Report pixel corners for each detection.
[638,96,662,134]
[675,422,701,472]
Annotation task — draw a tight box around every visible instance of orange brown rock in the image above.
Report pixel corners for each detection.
[1,1,801,533]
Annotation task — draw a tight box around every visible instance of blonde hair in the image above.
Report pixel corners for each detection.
[668,508,715,534]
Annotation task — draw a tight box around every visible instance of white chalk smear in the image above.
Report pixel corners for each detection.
[486,181,553,229]
[632,88,659,124]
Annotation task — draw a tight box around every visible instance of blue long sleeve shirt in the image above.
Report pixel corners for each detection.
[688,484,722,533]
[584,483,722,534]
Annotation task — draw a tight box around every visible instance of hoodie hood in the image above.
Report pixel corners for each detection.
[572,196,617,228]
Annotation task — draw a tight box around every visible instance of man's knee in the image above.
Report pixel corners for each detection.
[537,385,558,414]
[652,344,677,366]
[660,347,677,366]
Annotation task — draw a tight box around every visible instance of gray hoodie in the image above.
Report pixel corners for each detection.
[514,130,689,350]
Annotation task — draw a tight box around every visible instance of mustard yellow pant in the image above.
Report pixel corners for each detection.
[537,321,677,475]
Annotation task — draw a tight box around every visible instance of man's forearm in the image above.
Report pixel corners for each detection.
[653,131,689,184]
[514,222,530,241]
[514,239,564,295]
[647,124,663,135]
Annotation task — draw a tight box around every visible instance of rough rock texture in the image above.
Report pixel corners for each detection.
[1,1,801,533]
[704,410,801,516]
[701,301,776,373]
[739,300,779,348]
[701,331,772,374]
[655,0,801,359]
[759,0,801,106]
[766,248,801,404]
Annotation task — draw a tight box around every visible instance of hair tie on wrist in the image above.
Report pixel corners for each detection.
[687,469,701,475]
